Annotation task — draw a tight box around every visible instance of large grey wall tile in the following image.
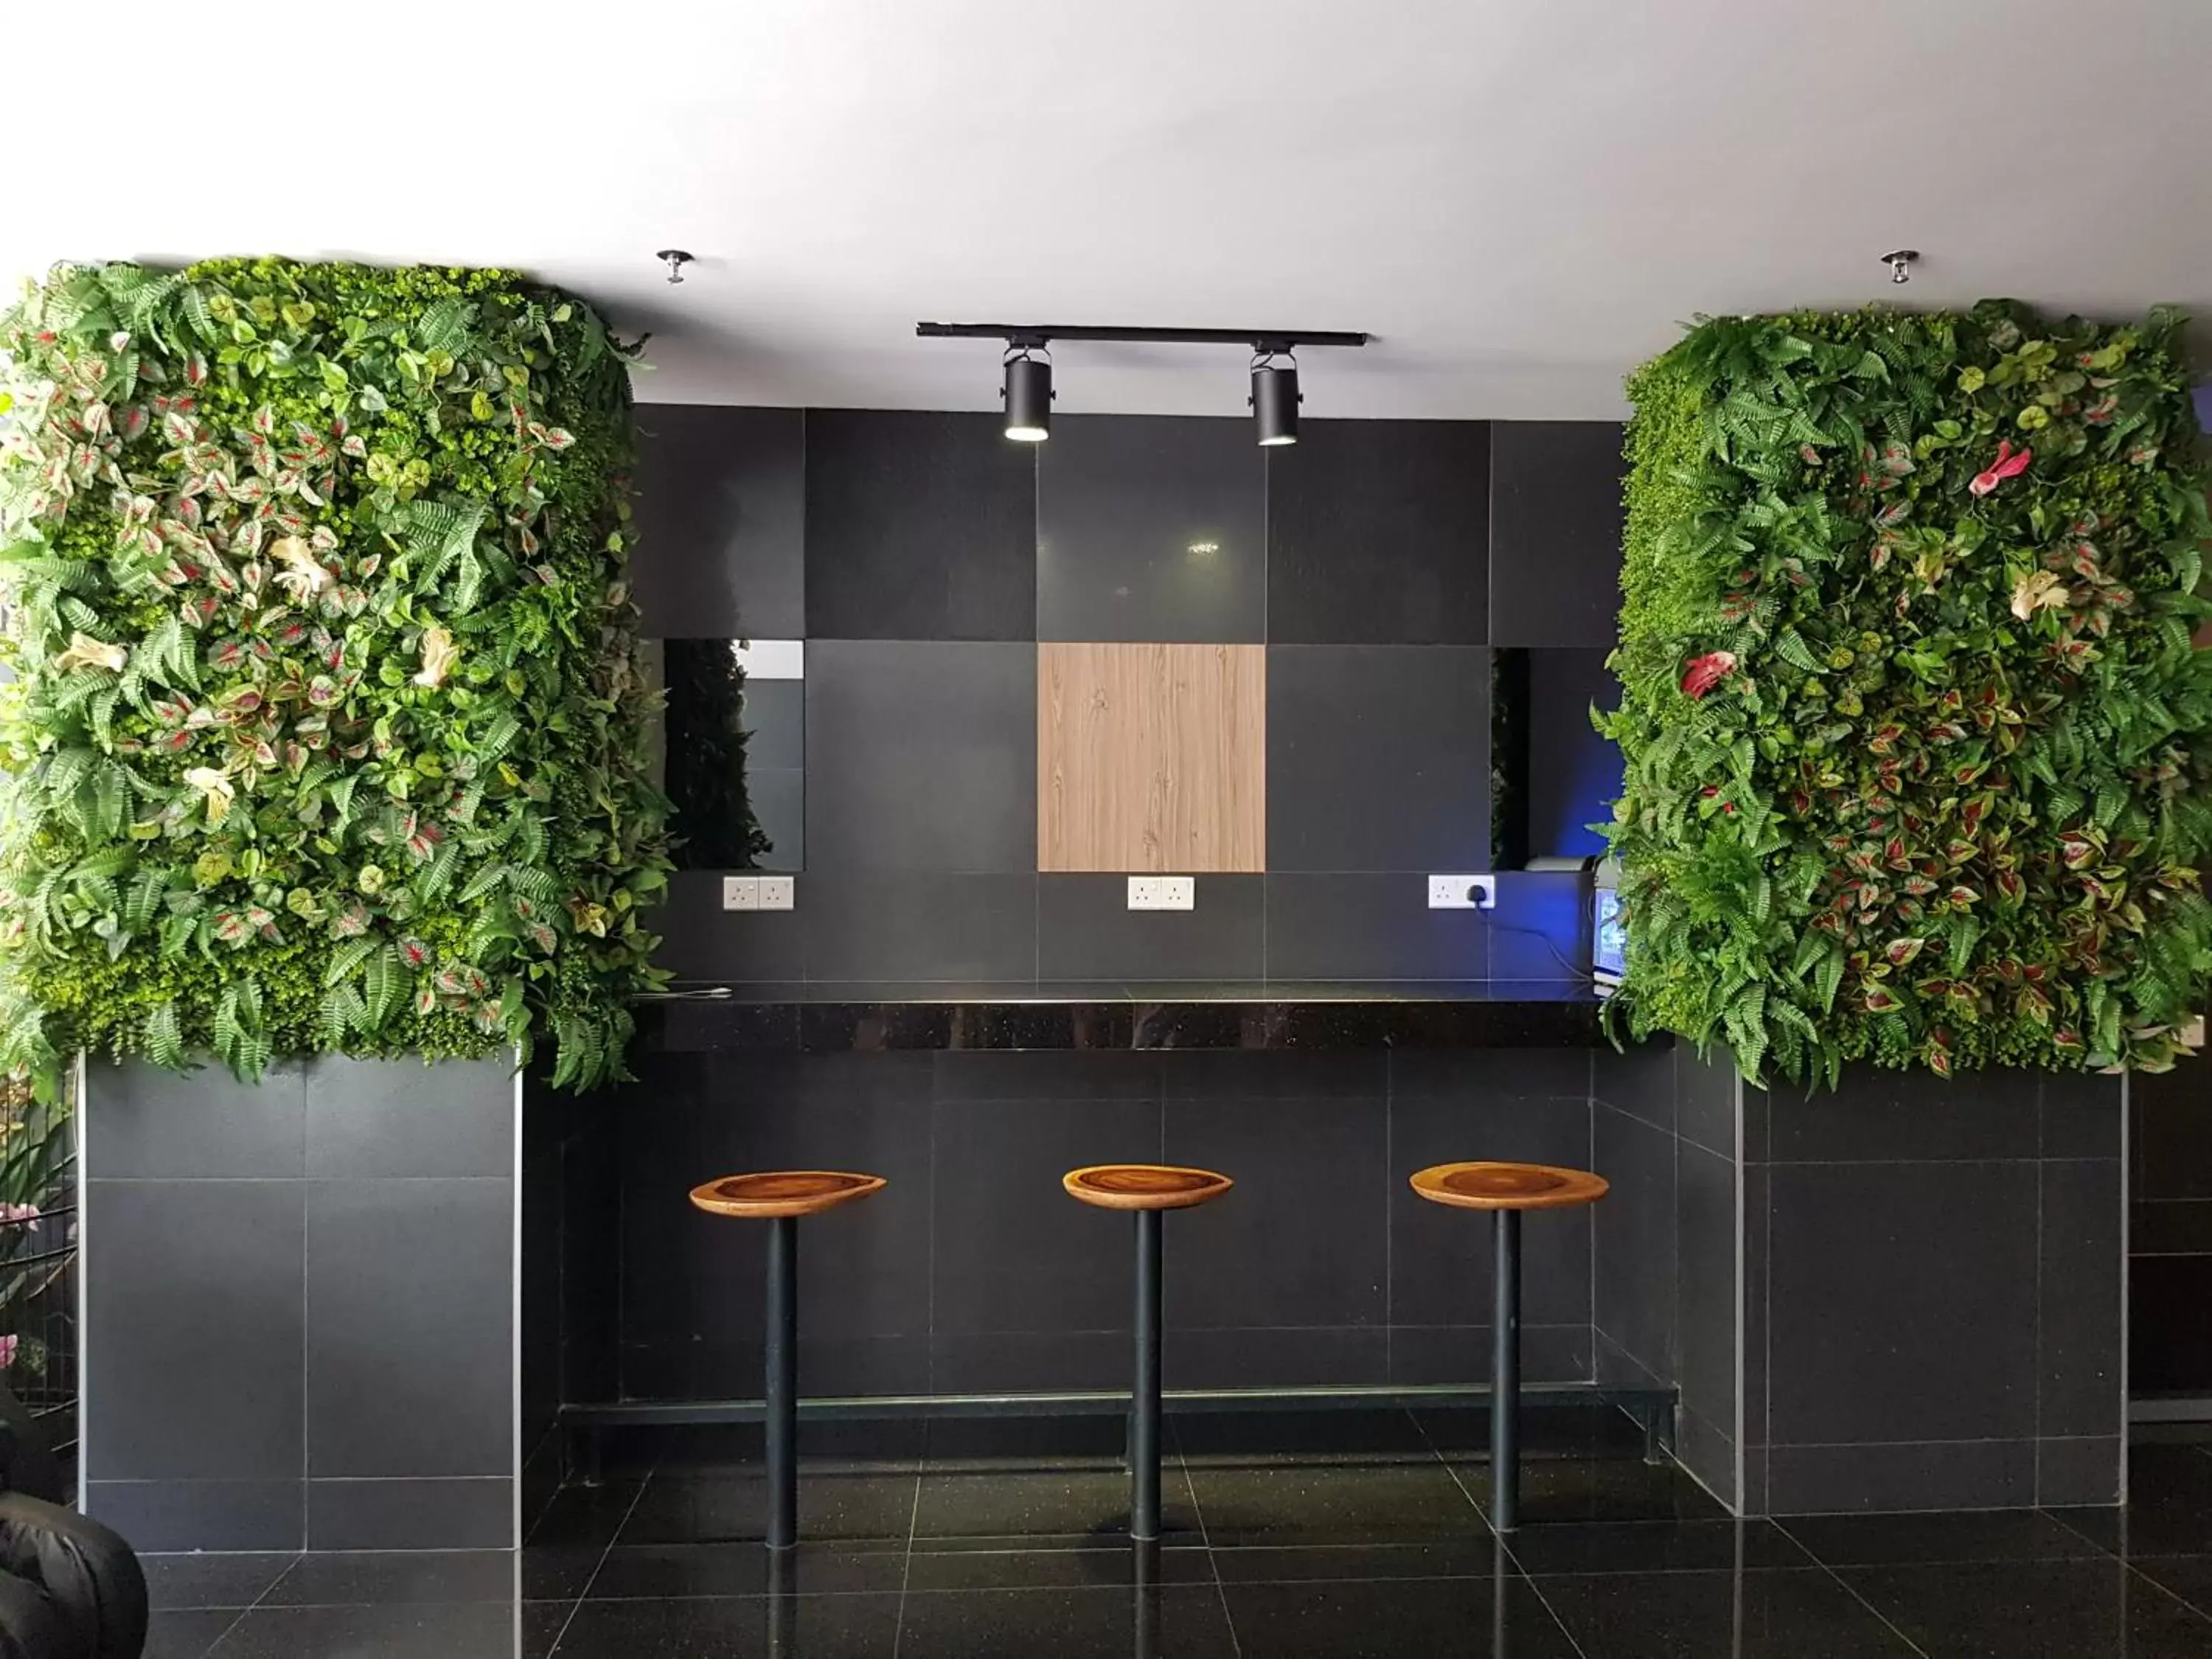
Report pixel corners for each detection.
[1679,1140,1742,1454]
[805,409,1036,640]
[1592,1103,1674,1384]
[649,871,807,983]
[1765,1161,2037,1445]
[1266,420,1489,645]
[1489,421,1624,648]
[1038,415,1264,643]
[805,641,1035,873]
[306,1179,512,1479]
[86,1178,303,1483]
[2037,1436,2122,1508]
[85,1060,305,1180]
[1764,1439,2035,1514]
[307,1477,512,1551]
[1592,1040,1674,1133]
[305,1056,514,1179]
[1265,874,1489,980]
[931,1331,1129,1394]
[935,1051,1164,1103]
[2042,1071,2124,1160]
[1166,1326,1388,1389]
[1674,1411,1738,1513]
[86,1480,302,1554]
[1766,1067,2038,1164]
[1388,1324,1590,1387]
[1164,1096,1387,1332]
[1676,1048,1741,1161]
[803,873,1035,981]
[1037,875,1263,981]
[631,404,805,639]
[1390,1049,1588,1101]
[933,1093,1161,1337]
[1266,646,1489,872]
[2038,1160,2123,1439]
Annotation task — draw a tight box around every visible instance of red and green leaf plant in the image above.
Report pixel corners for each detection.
[0,260,672,1088]
[1601,302,2212,1082]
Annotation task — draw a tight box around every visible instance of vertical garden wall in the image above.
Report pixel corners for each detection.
[1604,301,2212,1083]
[0,260,669,1089]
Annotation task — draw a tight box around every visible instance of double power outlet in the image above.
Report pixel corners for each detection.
[1125,876,1195,911]
[721,876,795,911]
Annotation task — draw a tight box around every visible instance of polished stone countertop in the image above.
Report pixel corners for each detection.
[639,979,1610,1051]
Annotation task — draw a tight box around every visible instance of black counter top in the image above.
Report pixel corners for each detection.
[640,980,1610,1052]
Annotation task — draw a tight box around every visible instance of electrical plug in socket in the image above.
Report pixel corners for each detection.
[1427,874,1496,910]
[1126,877,1196,911]
[721,876,760,911]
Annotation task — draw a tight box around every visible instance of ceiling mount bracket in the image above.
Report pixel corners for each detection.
[1879,248,1919,285]
[655,249,695,285]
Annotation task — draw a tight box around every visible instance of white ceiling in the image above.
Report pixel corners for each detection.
[10,0,2210,420]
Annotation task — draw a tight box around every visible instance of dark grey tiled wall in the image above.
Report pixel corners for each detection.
[1592,1048,2124,1517]
[1590,1040,1740,1510]
[633,406,1624,986]
[1489,421,1626,648]
[1745,1067,2124,1514]
[83,1057,518,1552]
[2128,1061,2212,1396]
[598,1049,1608,1402]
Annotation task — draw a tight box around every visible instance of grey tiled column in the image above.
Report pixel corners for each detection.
[81,1055,520,1551]
[1595,1045,2130,1515]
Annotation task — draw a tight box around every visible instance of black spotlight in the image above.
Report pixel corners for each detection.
[1002,349,1052,442]
[1251,352,1301,447]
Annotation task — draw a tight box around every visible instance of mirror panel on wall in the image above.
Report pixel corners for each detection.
[661,637,803,872]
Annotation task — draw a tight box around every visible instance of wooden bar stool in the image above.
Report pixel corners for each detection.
[1063,1164,1234,1540]
[1409,1161,1608,1531]
[689,1170,888,1548]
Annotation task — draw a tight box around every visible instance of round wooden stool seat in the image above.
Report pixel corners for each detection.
[1408,1161,1609,1212]
[689,1170,887,1220]
[1062,1164,1234,1212]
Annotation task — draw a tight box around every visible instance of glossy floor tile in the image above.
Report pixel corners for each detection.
[114,1420,2212,1658]
[1531,1566,1920,1657]
[1840,1558,2212,1658]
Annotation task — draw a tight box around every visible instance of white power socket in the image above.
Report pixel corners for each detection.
[1427,874,1497,910]
[1127,876,1197,911]
[723,876,795,911]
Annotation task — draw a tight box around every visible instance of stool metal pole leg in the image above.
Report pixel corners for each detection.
[1132,1208,1164,1541]
[1492,1208,1521,1532]
[766,1214,799,1550]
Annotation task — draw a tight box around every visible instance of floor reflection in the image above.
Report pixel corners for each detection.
[135,1427,2212,1658]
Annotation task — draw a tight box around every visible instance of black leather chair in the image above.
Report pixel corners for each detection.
[0,1384,145,1658]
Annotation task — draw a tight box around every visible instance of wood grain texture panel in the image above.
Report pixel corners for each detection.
[1038,643,1265,873]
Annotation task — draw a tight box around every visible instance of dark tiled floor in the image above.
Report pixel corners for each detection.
[136,1421,2212,1658]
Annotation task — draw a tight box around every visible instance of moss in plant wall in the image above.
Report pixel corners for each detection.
[0,260,672,1088]
[1601,301,2212,1082]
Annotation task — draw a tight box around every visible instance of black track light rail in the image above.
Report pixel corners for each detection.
[917,322,1368,353]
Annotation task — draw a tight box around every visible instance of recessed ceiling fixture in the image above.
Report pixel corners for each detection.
[1879,248,1919,285]
[655,249,695,285]
[1001,346,1053,442]
[917,323,1368,446]
[1250,348,1301,447]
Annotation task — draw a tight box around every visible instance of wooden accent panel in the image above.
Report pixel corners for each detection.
[1037,643,1265,873]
